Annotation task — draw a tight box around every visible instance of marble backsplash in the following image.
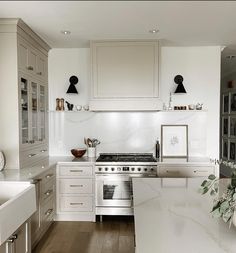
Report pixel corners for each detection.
[49,111,208,157]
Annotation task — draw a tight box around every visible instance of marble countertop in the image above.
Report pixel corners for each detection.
[133,177,236,253]
[0,155,213,182]
[0,156,96,182]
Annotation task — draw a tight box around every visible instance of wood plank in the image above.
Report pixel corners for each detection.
[33,218,135,253]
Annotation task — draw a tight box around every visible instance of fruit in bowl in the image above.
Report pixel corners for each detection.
[71,148,86,158]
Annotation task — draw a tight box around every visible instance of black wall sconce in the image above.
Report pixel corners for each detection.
[66,75,79,94]
[174,75,187,94]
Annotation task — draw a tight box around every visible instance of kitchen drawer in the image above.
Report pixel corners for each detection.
[59,165,93,177]
[41,197,54,229]
[20,145,48,167]
[158,165,215,178]
[59,196,93,212]
[42,168,55,185]
[59,179,93,194]
[41,181,54,203]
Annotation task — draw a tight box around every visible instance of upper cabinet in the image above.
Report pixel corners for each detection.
[0,18,50,169]
[90,40,161,111]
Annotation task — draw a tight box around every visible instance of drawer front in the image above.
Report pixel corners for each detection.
[59,165,93,177]
[41,197,54,228]
[41,181,55,203]
[60,196,93,212]
[20,145,49,167]
[158,166,215,178]
[42,168,56,185]
[59,179,93,194]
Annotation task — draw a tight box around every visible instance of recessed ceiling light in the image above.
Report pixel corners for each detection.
[149,29,159,34]
[226,55,236,59]
[61,30,71,35]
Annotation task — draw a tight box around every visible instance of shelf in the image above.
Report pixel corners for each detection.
[160,110,207,112]
[48,110,91,113]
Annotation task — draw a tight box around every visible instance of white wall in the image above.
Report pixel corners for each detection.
[48,46,221,159]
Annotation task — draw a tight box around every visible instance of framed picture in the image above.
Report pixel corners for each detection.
[223,117,229,136]
[223,93,229,114]
[222,138,228,160]
[230,116,236,137]
[231,92,236,113]
[161,125,188,161]
[230,140,236,161]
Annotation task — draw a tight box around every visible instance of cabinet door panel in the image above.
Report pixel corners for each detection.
[14,223,28,253]
[28,48,37,74]
[18,41,28,71]
[0,242,6,253]
[36,54,47,80]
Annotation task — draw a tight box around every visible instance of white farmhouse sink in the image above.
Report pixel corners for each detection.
[0,181,36,245]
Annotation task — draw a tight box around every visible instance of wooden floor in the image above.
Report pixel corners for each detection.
[33,216,135,253]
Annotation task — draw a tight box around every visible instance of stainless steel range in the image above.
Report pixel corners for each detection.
[95,153,157,217]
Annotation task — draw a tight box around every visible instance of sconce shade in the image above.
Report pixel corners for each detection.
[66,75,79,94]
[174,75,187,94]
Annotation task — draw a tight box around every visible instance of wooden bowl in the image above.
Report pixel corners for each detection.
[71,148,86,158]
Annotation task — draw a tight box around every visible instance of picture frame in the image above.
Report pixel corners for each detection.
[229,140,236,161]
[230,116,236,138]
[231,92,236,113]
[222,116,229,136]
[161,125,188,161]
[222,138,228,160]
[223,93,229,114]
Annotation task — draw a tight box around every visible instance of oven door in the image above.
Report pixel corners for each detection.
[96,174,134,207]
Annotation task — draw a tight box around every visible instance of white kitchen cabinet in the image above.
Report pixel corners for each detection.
[90,40,161,111]
[56,163,95,221]
[0,221,30,253]
[0,18,50,169]
[157,164,216,178]
[31,166,56,249]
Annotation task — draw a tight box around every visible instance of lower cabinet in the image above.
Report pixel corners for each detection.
[0,221,30,253]
[56,163,95,222]
[157,164,216,178]
[31,167,56,249]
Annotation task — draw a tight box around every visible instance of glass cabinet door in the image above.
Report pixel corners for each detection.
[20,77,29,145]
[39,84,46,142]
[30,81,38,144]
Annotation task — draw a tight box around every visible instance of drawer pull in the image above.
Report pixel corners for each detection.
[44,190,53,196]
[27,66,34,71]
[70,202,83,205]
[28,153,36,158]
[41,149,47,153]
[7,234,17,243]
[70,170,83,172]
[45,174,53,179]
[70,184,83,187]
[194,170,209,173]
[45,208,53,216]
[166,170,180,173]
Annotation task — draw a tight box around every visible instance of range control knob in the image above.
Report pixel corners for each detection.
[98,168,102,171]
[105,167,108,171]
[117,167,121,171]
[151,168,154,171]
[144,168,148,172]
[131,167,135,171]
[138,168,141,172]
[111,167,115,171]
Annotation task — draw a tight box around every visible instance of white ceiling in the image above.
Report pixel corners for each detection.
[1,1,236,74]
[0,1,236,49]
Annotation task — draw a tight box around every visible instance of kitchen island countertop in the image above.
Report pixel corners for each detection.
[133,177,236,253]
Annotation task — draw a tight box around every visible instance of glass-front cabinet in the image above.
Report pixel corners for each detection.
[19,72,47,148]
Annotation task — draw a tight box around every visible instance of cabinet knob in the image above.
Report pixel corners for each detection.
[37,72,42,75]
[27,66,34,71]
[45,174,53,179]
[28,153,36,158]
[40,149,47,153]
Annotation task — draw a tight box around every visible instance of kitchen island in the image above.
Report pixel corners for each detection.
[133,177,236,253]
